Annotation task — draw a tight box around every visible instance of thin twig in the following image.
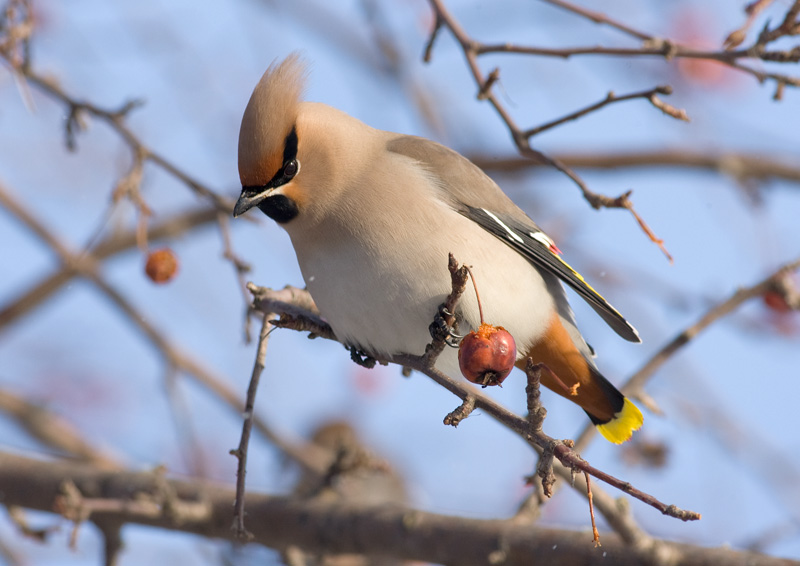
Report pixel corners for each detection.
[623,257,800,403]
[0,51,256,301]
[463,265,484,323]
[8,67,233,212]
[529,0,800,89]
[470,149,800,186]
[572,256,800,452]
[538,0,652,41]
[755,0,800,46]
[406,355,699,523]
[422,253,469,365]
[0,388,121,470]
[0,182,330,478]
[723,0,777,49]
[231,314,273,540]
[424,0,673,259]
[246,259,701,528]
[443,395,476,427]
[523,86,684,138]
[525,359,547,433]
[585,472,601,546]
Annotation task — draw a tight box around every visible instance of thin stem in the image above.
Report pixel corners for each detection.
[463,265,484,324]
[231,314,274,539]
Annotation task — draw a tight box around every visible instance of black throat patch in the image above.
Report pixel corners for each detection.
[258,194,299,223]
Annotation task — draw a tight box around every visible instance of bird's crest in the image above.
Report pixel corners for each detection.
[238,53,308,186]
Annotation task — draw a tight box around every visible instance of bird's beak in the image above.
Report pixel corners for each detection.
[233,187,271,217]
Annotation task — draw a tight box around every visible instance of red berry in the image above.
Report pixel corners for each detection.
[458,323,517,387]
[145,248,179,284]
[763,290,791,313]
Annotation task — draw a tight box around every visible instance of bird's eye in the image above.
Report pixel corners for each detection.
[283,159,299,179]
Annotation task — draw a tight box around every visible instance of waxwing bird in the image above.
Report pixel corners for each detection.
[234,55,644,443]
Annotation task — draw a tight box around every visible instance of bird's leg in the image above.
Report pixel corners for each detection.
[429,304,463,348]
[530,362,580,397]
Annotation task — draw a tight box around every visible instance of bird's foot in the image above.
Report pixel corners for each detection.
[348,346,379,368]
[429,304,463,348]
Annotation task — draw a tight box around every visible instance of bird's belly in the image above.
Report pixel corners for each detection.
[293,217,556,379]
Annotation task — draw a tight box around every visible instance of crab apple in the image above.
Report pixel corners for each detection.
[145,248,179,284]
[458,323,517,387]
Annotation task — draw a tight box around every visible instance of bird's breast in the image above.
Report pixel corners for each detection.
[289,203,556,379]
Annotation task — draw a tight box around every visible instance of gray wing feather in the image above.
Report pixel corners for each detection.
[386,135,533,222]
[387,134,640,343]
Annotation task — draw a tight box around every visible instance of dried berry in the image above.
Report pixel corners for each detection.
[458,323,517,387]
[763,291,789,313]
[145,248,179,284]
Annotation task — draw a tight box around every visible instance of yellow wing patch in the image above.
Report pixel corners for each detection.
[549,252,616,312]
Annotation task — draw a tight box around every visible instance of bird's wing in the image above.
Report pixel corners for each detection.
[386,134,640,343]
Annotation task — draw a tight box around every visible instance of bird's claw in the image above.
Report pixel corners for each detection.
[429,304,463,348]
[349,346,378,368]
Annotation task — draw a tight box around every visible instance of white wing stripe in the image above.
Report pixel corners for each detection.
[481,208,524,244]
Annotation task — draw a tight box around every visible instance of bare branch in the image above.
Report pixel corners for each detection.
[424,0,671,258]
[245,268,700,529]
[1,452,789,566]
[96,522,123,566]
[538,0,652,41]
[522,0,800,88]
[0,46,255,305]
[585,472,601,546]
[523,86,687,138]
[0,182,330,477]
[470,150,800,186]
[724,0,777,50]
[442,395,476,427]
[623,257,800,403]
[572,256,800,452]
[231,314,274,540]
[0,389,121,469]
[754,0,800,46]
[423,253,469,365]
[1,63,233,212]
[524,360,547,433]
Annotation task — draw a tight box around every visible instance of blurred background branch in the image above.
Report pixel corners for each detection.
[1,452,794,566]
[1,0,799,563]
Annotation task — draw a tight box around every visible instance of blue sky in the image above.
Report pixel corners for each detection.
[1,0,799,562]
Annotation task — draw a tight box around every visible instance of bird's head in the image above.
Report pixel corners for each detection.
[234,54,308,224]
[235,55,383,236]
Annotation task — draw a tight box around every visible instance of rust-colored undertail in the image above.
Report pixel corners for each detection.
[516,312,642,444]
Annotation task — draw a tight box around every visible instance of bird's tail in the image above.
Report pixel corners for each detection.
[516,311,643,444]
[583,366,643,444]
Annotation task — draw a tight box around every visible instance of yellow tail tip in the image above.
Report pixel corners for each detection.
[596,398,643,444]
